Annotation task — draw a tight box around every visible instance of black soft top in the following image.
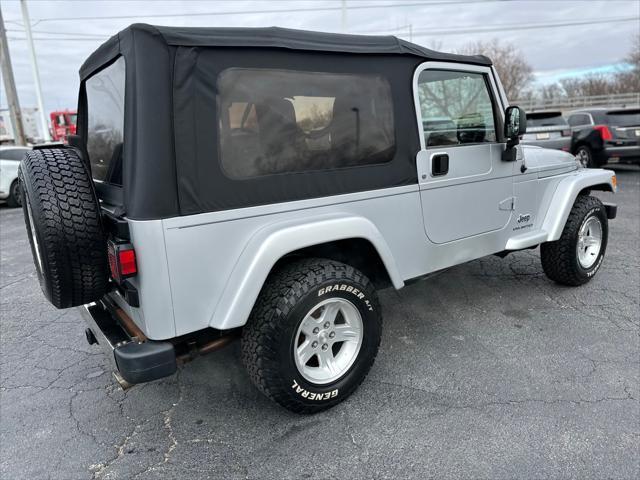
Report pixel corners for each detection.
[80,23,490,79]
[78,24,495,220]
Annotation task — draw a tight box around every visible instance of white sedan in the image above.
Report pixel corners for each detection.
[0,146,30,207]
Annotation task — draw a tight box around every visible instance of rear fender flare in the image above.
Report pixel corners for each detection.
[209,213,403,330]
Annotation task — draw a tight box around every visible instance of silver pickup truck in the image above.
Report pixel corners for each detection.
[18,25,617,413]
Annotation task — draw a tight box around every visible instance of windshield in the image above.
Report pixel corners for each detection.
[606,110,640,127]
[68,114,78,126]
[526,113,567,128]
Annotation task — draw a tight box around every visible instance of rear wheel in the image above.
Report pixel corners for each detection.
[6,179,21,208]
[576,145,597,168]
[241,258,382,413]
[19,148,109,308]
[540,195,608,286]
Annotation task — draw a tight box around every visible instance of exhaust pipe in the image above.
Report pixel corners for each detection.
[176,333,240,365]
[112,371,133,390]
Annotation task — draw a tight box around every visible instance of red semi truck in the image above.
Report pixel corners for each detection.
[50,110,77,143]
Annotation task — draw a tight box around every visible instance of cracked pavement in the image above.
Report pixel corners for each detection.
[1,165,638,479]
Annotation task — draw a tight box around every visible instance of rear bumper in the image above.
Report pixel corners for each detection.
[604,145,640,163]
[79,299,177,386]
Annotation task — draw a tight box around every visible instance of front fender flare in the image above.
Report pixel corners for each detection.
[209,213,403,330]
[541,168,616,242]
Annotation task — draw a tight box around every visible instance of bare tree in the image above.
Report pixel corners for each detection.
[547,34,640,98]
[560,74,613,97]
[540,83,564,102]
[613,33,640,93]
[457,39,534,100]
[558,77,582,98]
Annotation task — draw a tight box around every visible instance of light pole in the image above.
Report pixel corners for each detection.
[20,0,50,142]
[0,4,27,145]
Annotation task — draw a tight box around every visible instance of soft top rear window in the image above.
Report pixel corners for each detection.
[526,112,567,127]
[606,109,640,127]
[86,56,125,185]
[217,68,395,179]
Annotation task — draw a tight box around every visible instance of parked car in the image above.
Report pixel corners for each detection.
[19,25,617,413]
[567,107,640,167]
[0,146,29,207]
[521,110,571,151]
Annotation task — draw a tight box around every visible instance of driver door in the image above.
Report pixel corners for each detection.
[414,63,513,244]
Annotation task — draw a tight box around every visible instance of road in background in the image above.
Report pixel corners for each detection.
[1,166,638,479]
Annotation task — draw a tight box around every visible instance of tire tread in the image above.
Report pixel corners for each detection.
[19,148,108,308]
[540,194,606,286]
[241,258,381,413]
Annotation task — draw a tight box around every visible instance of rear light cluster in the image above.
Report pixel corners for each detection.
[594,125,613,141]
[561,129,572,137]
[107,240,137,284]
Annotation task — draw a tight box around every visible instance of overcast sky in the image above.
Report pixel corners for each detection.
[1,0,639,113]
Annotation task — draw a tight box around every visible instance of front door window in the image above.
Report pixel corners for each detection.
[418,69,497,148]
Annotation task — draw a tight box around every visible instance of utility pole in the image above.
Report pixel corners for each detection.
[0,5,27,145]
[341,0,347,33]
[21,0,50,142]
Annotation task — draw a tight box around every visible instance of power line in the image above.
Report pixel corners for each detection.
[7,36,108,41]
[9,1,510,24]
[7,15,638,42]
[404,15,639,36]
[359,14,637,33]
[6,28,109,38]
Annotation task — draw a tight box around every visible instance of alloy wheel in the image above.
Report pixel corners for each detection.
[294,298,363,385]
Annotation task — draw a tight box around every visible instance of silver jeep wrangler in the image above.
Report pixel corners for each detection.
[19,25,617,413]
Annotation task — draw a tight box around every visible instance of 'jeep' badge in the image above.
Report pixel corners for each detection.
[513,213,533,231]
[517,213,531,224]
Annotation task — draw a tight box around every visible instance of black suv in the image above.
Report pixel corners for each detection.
[567,108,640,168]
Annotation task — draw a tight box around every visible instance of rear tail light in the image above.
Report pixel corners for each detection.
[561,129,571,137]
[594,125,613,141]
[107,241,137,284]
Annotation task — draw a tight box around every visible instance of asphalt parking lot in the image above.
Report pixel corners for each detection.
[1,166,638,480]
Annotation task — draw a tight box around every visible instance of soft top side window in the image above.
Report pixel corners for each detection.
[85,56,126,185]
[417,69,497,148]
[217,68,395,179]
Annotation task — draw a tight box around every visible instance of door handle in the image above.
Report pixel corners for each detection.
[431,153,449,177]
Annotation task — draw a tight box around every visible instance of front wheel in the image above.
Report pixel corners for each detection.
[540,195,608,286]
[241,258,382,413]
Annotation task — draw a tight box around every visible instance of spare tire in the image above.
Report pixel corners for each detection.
[19,148,109,308]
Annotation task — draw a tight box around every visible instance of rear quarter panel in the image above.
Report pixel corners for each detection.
[162,186,425,335]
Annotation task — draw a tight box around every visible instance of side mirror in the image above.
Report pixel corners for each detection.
[502,105,527,161]
[505,106,527,139]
